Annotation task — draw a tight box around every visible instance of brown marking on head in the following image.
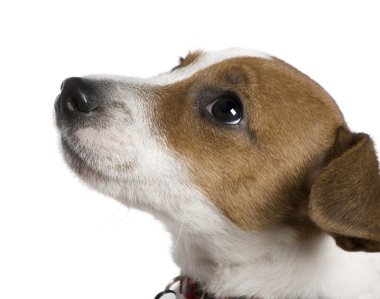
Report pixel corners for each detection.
[152,54,380,251]
[172,51,203,71]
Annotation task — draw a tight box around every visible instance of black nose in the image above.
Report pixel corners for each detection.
[55,77,99,121]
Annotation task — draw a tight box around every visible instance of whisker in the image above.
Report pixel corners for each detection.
[173,219,185,252]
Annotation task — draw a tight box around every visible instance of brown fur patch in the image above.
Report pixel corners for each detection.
[172,51,203,71]
[309,127,380,252]
[153,56,347,234]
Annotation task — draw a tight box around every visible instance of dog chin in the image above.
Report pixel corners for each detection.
[59,136,152,208]
[60,137,128,183]
[61,139,102,180]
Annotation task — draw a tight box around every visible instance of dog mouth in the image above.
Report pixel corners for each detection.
[60,137,105,180]
[60,135,133,184]
[59,113,142,178]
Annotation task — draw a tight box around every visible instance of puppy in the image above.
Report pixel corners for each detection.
[55,49,380,299]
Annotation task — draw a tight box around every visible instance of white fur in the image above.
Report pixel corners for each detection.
[171,224,380,298]
[87,48,270,87]
[149,48,271,85]
[60,49,380,298]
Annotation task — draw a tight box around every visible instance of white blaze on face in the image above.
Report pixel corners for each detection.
[148,48,271,85]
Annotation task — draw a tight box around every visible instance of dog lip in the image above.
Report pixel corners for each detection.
[61,137,137,182]
[61,138,83,165]
[54,94,62,126]
[61,138,102,180]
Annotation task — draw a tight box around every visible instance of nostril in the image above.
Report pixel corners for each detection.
[65,94,98,114]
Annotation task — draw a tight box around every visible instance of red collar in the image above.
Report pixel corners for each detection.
[156,276,260,299]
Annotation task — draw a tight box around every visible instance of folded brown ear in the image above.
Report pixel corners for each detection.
[309,127,380,252]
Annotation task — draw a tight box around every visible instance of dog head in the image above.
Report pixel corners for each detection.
[55,48,380,253]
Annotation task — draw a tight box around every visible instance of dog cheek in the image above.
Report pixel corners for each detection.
[198,174,300,232]
[75,127,138,162]
[229,178,288,229]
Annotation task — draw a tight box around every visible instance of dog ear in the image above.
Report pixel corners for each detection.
[308,126,380,252]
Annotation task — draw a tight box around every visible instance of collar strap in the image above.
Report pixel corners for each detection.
[180,277,260,299]
[155,276,259,299]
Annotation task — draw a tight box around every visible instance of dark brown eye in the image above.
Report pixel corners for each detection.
[206,96,243,125]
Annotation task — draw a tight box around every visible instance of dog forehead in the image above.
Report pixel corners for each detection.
[83,48,270,87]
[149,48,271,85]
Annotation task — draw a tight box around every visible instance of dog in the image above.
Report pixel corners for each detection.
[55,49,380,299]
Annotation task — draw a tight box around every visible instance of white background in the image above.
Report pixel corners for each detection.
[1,1,379,298]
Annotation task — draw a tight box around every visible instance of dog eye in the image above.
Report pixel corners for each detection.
[206,96,242,125]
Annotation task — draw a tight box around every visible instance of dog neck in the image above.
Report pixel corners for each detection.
[162,218,380,298]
